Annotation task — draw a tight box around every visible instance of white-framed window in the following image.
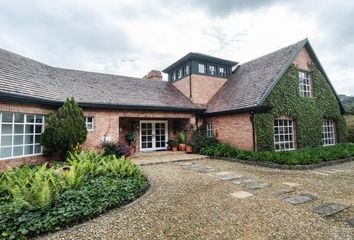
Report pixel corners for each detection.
[219,67,226,77]
[198,63,206,74]
[0,112,44,159]
[299,71,312,97]
[184,65,189,75]
[207,122,213,137]
[171,72,176,81]
[322,120,335,146]
[178,68,183,79]
[274,119,295,151]
[208,65,216,75]
[85,117,94,131]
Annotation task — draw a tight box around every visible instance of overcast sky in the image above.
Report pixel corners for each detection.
[0,0,353,95]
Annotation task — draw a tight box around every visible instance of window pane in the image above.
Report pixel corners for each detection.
[0,147,12,158]
[25,135,34,144]
[35,145,41,154]
[13,146,23,156]
[1,124,12,134]
[14,135,23,145]
[2,113,13,123]
[25,145,33,155]
[26,115,34,123]
[35,135,41,144]
[198,64,205,73]
[35,125,42,134]
[25,125,34,134]
[14,113,24,123]
[14,125,24,134]
[1,136,12,146]
[35,116,43,124]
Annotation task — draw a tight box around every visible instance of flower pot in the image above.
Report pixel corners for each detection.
[172,146,178,152]
[178,143,186,151]
[186,145,193,153]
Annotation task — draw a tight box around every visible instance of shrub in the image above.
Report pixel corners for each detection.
[201,143,354,165]
[0,152,149,239]
[178,132,186,144]
[40,97,87,160]
[102,141,131,158]
[190,127,219,153]
[125,131,137,146]
[346,115,354,143]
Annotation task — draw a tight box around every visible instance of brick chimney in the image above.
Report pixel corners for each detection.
[143,70,163,80]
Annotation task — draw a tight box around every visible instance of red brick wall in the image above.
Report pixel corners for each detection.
[207,113,254,151]
[293,47,313,71]
[172,74,227,105]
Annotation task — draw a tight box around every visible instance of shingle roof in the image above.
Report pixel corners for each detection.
[0,48,204,111]
[206,39,308,113]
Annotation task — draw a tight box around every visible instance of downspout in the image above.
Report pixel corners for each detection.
[189,60,192,99]
[250,112,256,152]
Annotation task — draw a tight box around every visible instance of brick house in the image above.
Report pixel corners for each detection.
[0,38,346,169]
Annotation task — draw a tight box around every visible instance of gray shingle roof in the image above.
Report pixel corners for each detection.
[207,39,308,113]
[0,48,204,111]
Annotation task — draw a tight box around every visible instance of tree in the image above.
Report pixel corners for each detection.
[40,97,87,160]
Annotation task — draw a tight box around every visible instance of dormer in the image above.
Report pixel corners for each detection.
[163,53,237,105]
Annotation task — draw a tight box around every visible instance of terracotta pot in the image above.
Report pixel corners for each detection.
[171,146,178,152]
[186,145,193,153]
[178,143,186,151]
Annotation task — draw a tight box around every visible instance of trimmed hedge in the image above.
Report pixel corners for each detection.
[201,143,354,165]
[0,153,149,240]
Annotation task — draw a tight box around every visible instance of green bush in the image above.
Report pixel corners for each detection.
[201,143,354,165]
[102,141,132,158]
[346,115,354,143]
[40,97,87,160]
[0,152,149,239]
[190,127,219,153]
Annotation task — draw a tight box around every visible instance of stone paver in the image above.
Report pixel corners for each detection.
[231,191,254,199]
[313,203,350,217]
[310,171,330,176]
[217,174,243,181]
[246,182,271,190]
[271,188,296,195]
[232,178,256,185]
[282,182,300,187]
[286,194,317,205]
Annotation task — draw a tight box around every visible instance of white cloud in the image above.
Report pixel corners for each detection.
[0,0,353,95]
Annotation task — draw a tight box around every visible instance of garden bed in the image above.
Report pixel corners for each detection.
[201,143,354,166]
[0,152,149,240]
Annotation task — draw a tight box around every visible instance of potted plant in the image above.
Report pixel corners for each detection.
[170,140,179,152]
[178,131,187,151]
[166,140,174,150]
[185,140,193,153]
[125,131,137,153]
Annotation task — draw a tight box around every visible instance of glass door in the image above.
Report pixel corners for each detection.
[140,121,168,151]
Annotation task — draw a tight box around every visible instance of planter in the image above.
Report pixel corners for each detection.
[171,146,178,152]
[178,143,186,151]
[185,145,193,153]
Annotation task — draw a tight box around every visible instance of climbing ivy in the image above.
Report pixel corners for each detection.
[254,64,347,151]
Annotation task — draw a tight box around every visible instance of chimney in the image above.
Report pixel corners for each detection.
[143,70,163,80]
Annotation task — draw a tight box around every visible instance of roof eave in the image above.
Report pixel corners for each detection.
[204,106,271,117]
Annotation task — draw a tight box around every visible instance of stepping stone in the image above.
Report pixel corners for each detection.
[177,162,194,166]
[213,171,232,176]
[282,182,300,187]
[218,174,243,181]
[346,218,354,228]
[319,170,337,174]
[286,194,316,205]
[246,182,271,190]
[194,167,216,173]
[231,191,253,199]
[271,188,295,195]
[310,171,330,176]
[232,178,256,185]
[313,203,349,217]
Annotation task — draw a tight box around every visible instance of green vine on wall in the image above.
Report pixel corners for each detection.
[254,64,347,151]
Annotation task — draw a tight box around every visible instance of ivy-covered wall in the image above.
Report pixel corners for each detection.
[254,64,347,151]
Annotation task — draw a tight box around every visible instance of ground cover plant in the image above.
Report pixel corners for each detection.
[346,115,354,143]
[201,143,354,165]
[0,152,149,240]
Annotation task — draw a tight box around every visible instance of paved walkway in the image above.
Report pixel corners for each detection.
[131,151,209,166]
[43,159,354,240]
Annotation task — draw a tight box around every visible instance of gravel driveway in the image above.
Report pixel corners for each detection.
[43,159,354,240]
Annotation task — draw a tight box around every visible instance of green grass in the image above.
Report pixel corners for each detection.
[201,143,354,165]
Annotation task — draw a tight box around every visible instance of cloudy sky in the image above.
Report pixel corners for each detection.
[0,0,353,95]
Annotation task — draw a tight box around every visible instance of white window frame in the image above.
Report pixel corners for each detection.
[208,65,216,75]
[198,63,206,74]
[184,65,189,75]
[322,120,335,146]
[0,112,44,160]
[207,122,213,138]
[177,68,183,79]
[299,71,312,97]
[219,67,226,77]
[274,119,295,151]
[85,117,94,131]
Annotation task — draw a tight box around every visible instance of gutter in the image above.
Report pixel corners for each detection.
[203,106,271,117]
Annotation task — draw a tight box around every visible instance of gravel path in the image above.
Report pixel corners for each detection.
[42,159,354,240]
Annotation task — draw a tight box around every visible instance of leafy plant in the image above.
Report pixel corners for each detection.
[102,142,131,158]
[190,127,219,153]
[178,132,186,144]
[125,131,137,146]
[40,97,88,160]
[170,139,179,147]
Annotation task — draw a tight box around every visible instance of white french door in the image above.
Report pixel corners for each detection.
[140,121,168,151]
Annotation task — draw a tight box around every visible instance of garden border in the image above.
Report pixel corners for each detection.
[211,156,354,170]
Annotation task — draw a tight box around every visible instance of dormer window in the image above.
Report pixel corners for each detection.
[299,71,312,97]
[184,65,189,75]
[178,68,183,79]
[219,67,226,77]
[208,65,216,75]
[198,63,206,74]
